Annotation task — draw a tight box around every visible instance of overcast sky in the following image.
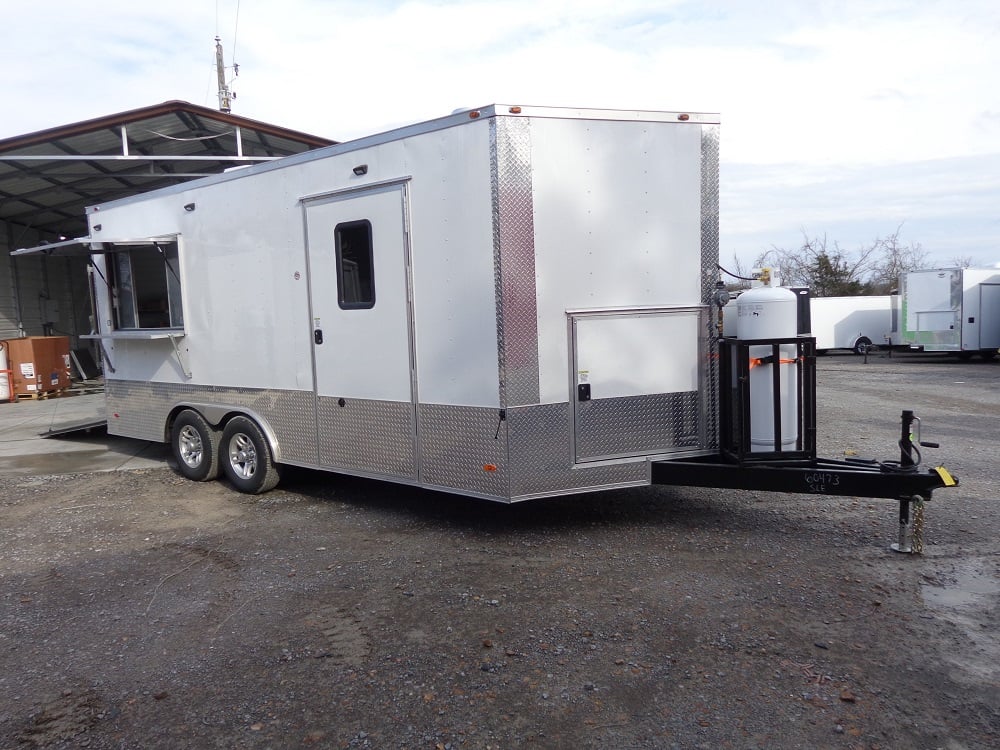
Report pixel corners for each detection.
[4,0,1000,268]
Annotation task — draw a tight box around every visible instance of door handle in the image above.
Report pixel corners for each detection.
[314,329,324,345]
[577,383,591,402]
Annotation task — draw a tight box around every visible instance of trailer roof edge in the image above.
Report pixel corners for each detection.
[87,104,721,217]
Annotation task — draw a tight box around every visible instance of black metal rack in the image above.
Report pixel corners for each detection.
[718,335,817,462]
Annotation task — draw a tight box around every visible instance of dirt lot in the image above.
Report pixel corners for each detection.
[1,353,998,749]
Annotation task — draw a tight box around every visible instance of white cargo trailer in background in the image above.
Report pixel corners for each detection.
[900,268,1000,359]
[809,295,893,354]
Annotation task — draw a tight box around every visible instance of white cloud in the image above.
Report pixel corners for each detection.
[4,0,1000,269]
[7,1,1000,164]
[722,154,1000,268]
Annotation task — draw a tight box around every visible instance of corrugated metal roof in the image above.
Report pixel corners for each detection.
[0,100,335,238]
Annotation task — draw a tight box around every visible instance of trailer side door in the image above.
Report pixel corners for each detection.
[304,181,417,479]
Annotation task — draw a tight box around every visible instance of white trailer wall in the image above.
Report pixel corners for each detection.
[91,120,501,401]
[531,118,704,403]
[399,121,498,407]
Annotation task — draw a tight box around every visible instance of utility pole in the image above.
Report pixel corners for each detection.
[215,36,233,113]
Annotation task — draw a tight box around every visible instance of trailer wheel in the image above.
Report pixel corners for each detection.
[170,409,221,481]
[980,349,997,361]
[220,416,281,494]
[853,337,872,355]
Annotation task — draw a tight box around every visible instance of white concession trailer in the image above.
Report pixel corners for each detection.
[22,106,720,499]
[13,105,956,546]
[899,268,1000,359]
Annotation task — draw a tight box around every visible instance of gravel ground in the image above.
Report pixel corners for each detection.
[1,352,997,749]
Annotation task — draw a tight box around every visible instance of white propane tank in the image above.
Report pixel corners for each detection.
[721,300,737,337]
[737,286,799,452]
[0,341,9,401]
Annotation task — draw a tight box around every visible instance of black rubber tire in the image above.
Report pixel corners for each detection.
[170,409,221,481]
[220,416,281,494]
[980,349,998,361]
[853,337,872,355]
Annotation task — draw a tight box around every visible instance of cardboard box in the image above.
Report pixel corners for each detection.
[2,336,72,396]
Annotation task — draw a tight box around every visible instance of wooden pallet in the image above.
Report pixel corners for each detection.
[12,382,104,401]
[14,388,69,401]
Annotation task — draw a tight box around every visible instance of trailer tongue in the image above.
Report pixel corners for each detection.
[651,437,957,555]
[652,326,958,554]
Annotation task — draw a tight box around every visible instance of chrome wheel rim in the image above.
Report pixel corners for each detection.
[228,433,257,479]
[178,425,204,468]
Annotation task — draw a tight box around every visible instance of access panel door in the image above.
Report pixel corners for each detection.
[570,306,707,464]
[980,284,1000,350]
[304,182,417,478]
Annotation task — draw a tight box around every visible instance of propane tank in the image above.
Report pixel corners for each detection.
[737,285,799,452]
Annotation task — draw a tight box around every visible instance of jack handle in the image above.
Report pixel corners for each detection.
[900,412,942,467]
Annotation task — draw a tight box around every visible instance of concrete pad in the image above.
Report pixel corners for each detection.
[0,391,169,476]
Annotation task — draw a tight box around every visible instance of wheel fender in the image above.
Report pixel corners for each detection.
[170,402,283,462]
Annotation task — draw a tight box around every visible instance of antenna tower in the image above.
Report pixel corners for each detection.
[215,36,233,113]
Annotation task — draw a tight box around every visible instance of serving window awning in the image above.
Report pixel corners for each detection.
[10,237,96,257]
[11,235,177,257]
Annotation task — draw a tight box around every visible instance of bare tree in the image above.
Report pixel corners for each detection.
[756,226,929,296]
[720,252,754,292]
[867,224,929,293]
[949,255,974,268]
[756,232,877,296]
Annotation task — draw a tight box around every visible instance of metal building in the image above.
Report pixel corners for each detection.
[0,101,333,351]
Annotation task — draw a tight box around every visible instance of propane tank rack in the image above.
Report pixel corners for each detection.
[650,333,958,552]
[719,334,817,463]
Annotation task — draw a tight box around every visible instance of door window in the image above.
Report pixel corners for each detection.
[335,220,375,309]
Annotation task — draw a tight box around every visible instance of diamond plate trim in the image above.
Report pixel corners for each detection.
[491,116,540,408]
[700,125,721,449]
[575,391,701,461]
[507,403,647,498]
[107,381,670,500]
[105,380,318,464]
[317,397,416,477]
[419,403,508,498]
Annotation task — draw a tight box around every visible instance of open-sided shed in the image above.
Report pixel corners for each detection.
[0,101,332,343]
